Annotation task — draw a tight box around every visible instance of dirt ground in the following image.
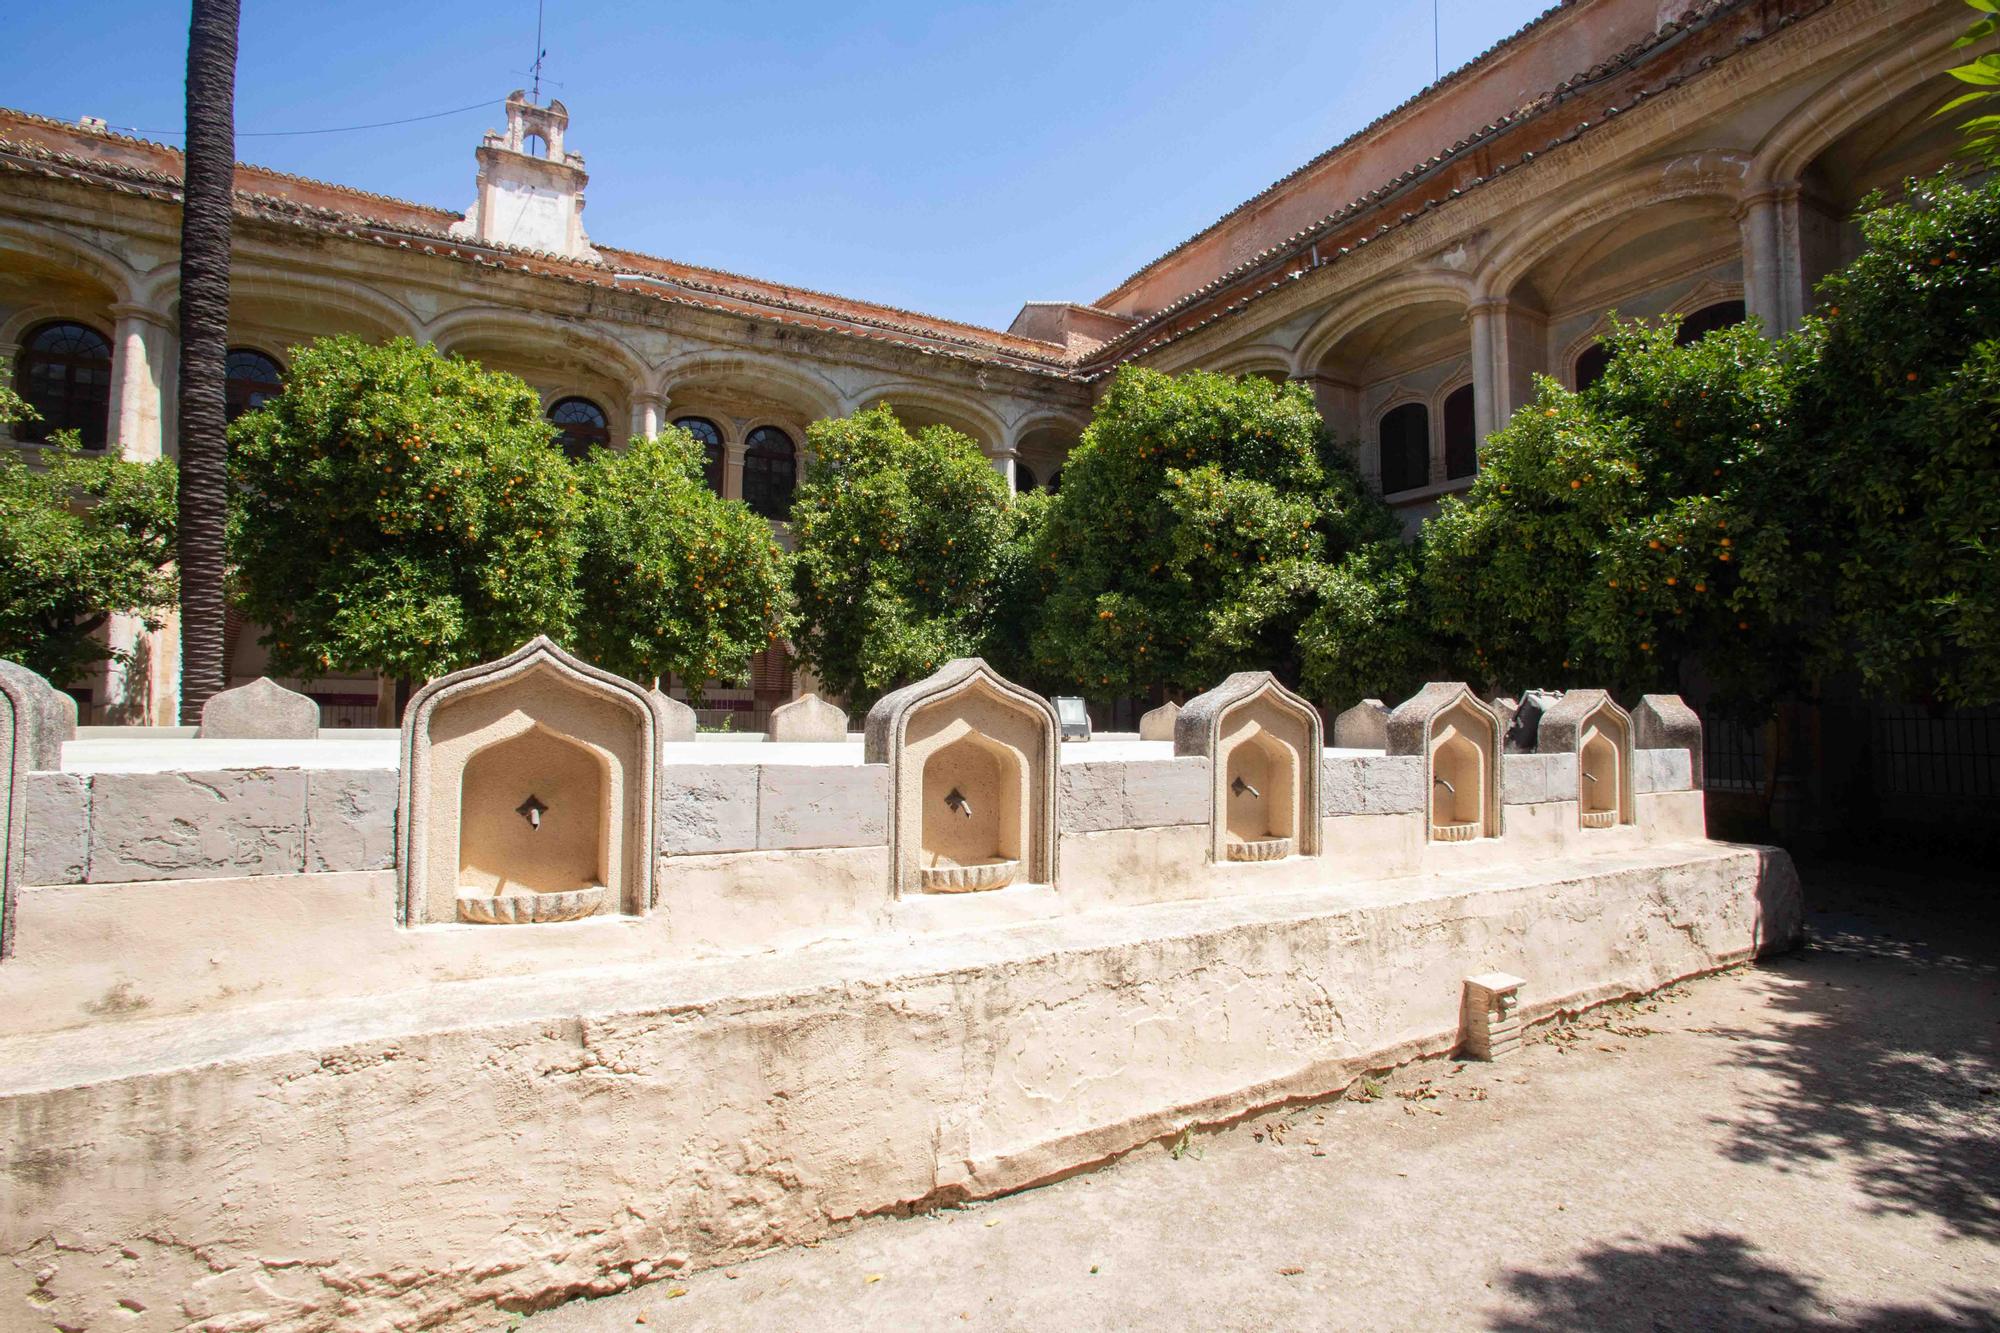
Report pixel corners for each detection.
[523,860,2000,1332]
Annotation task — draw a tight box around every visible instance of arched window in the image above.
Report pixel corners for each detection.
[1015,463,1039,493]
[1442,384,1477,481]
[548,396,609,460]
[15,320,112,448]
[673,415,726,494]
[1674,300,1746,347]
[224,348,284,423]
[1378,402,1429,495]
[742,425,796,519]
[1574,342,1613,392]
[522,132,548,159]
[1048,469,1062,494]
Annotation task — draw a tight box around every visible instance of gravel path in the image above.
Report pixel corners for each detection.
[524,864,2000,1332]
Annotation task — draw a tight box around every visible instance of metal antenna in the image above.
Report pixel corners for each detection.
[1433,0,1441,83]
[530,0,548,102]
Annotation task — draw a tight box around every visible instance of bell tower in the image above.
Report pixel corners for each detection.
[451,91,598,261]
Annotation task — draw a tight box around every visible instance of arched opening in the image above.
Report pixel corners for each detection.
[1014,462,1039,492]
[548,396,610,460]
[224,348,284,423]
[673,414,726,494]
[456,725,609,922]
[1223,727,1298,860]
[15,320,111,448]
[919,732,1024,891]
[1442,383,1476,481]
[1427,698,1495,842]
[1574,341,1613,391]
[1379,402,1430,495]
[1047,469,1062,494]
[1674,300,1745,346]
[522,132,548,159]
[743,424,796,519]
[1579,726,1622,829]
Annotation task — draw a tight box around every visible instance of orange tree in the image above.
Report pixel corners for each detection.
[1419,320,1807,712]
[573,427,790,696]
[788,404,1012,708]
[1025,367,1397,698]
[228,336,581,687]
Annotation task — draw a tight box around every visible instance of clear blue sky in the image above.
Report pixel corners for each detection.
[13,1,1552,330]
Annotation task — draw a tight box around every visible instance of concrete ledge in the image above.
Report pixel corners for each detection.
[1322,754,1423,815]
[1057,758,1209,833]
[24,772,86,885]
[1502,753,1580,806]
[757,764,888,851]
[0,841,1800,1333]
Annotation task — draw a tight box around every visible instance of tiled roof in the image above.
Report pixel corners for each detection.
[0,112,1076,376]
[1079,0,1824,372]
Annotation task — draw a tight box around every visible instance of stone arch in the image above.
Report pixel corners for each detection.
[656,349,843,421]
[426,306,651,386]
[864,658,1058,897]
[1477,157,1749,310]
[1751,22,1965,194]
[848,382,1007,452]
[397,637,659,926]
[1290,271,1475,378]
[0,218,141,310]
[1175,672,1323,863]
[221,267,425,345]
[1010,410,1088,491]
[1557,277,1746,389]
[1387,683,1502,843]
[1537,689,1635,830]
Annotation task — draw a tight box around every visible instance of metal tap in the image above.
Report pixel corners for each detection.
[1231,776,1262,799]
[944,787,974,819]
[516,794,548,830]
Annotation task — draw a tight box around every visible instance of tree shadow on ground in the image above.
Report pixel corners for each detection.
[1488,1230,1994,1331]
[1704,861,2000,1241]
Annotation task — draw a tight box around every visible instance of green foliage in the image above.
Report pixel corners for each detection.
[573,428,791,697]
[228,336,582,684]
[0,389,179,682]
[1298,537,1440,708]
[1790,174,2000,704]
[1938,0,2000,167]
[1026,367,1398,696]
[1422,321,1807,711]
[789,404,1012,708]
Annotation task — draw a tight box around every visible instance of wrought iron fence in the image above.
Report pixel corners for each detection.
[1870,705,1998,801]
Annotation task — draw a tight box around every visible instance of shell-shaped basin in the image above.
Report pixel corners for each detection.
[1225,836,1292,862]
[919,859,1019,893]
[1431,821,1481,843]
[1580,809,1618,830]
[456,885,610,924]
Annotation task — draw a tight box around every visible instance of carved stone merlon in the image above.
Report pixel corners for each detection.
[1176,672,1322,862]
[197,676,319,740]
[864,658,1059,897]
[767,692,850,742]
[647,688,698,742]
[1635,693,1704,790]
[1537,689,1636,829]
[1389,682,1503,843]
[397,637,659,926]
[1138,700,1180,742]
[0,659,76,770]
[0,666,28,960]
[1331,698,1389,749]
[1461,971,1526,1061]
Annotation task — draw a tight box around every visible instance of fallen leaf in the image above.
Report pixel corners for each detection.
[1278,1266,1305,1276]
[866,1274,884,1284]
[667,1287,687,1299]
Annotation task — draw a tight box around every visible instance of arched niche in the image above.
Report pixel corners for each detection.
[1537,689,1635,830]
[1387,683,1502,843]
[864,659,1058,897]
[397,637,658,926]
[1175,672,1323,863]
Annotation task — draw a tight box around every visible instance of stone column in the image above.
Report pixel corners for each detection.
[723,441,747,502]
[1469,297,1546,439]
[103,302,176,723]
[987,447,1018,494]
[631,393,663,440]
[1739,182,1840,338]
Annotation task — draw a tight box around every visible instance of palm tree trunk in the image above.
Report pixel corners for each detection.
[175,0,240,723]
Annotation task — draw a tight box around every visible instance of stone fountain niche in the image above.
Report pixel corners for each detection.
[397,637,659,926]
[1388,683,1502,843]
[1538,689,1635,830]
[865,659,1058,897]
[1176,673,1322,863]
